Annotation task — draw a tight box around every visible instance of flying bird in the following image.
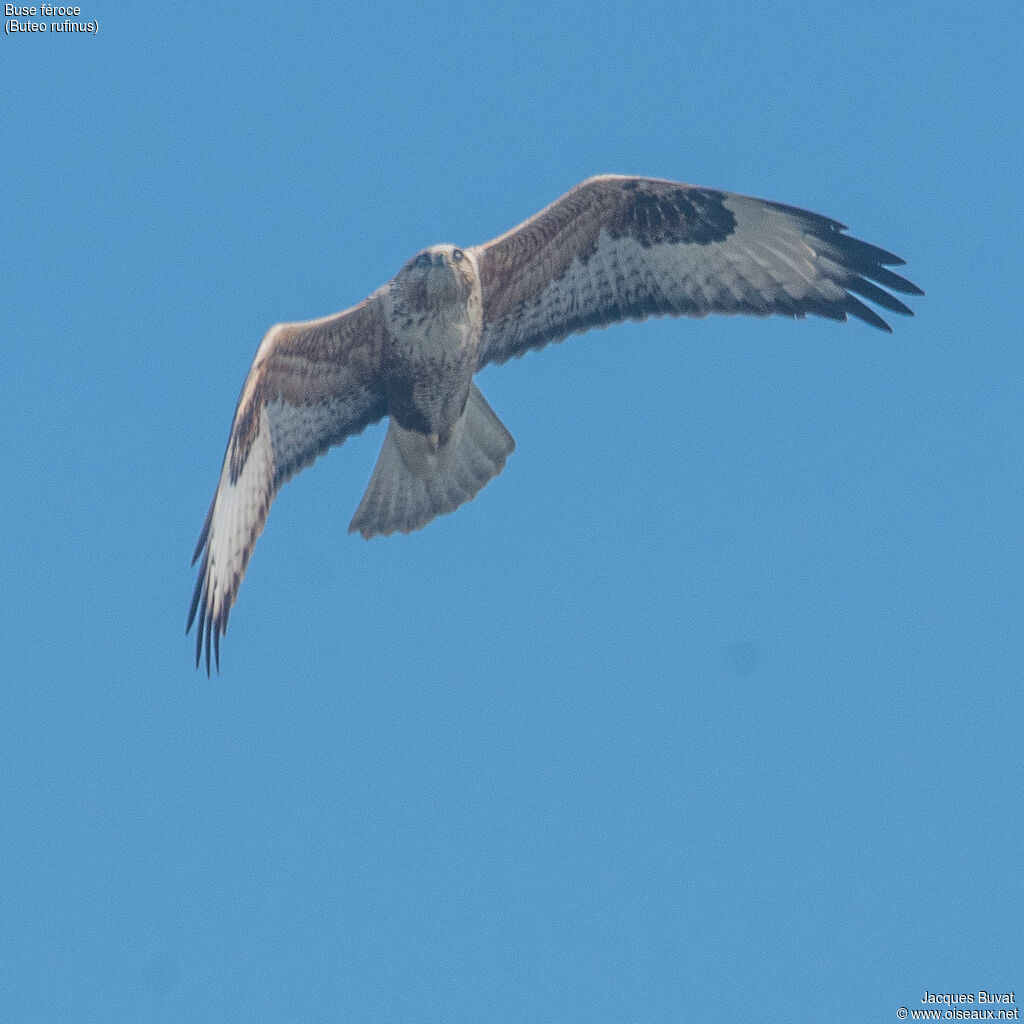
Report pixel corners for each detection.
[187,174,922,671]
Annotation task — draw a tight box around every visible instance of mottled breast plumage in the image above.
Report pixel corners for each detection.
[381,244,483,436]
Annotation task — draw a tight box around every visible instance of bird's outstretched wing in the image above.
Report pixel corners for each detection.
[472,175,923,368]
[187,297,388,673]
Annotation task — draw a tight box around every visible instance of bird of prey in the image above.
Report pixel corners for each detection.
[187,174,922,671]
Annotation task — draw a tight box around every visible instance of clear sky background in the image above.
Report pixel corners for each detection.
[3,2,1021,1020]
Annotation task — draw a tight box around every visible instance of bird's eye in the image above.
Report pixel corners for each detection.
[451,248,464,263]
[414,252,431,267]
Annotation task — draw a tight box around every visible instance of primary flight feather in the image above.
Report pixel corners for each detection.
[187,175,923,671]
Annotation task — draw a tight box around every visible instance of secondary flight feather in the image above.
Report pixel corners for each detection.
[187,175,923,671]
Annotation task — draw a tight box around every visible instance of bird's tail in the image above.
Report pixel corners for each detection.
[349,383,515,539]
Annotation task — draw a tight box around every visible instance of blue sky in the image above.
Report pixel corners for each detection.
[3,1,1022,1020]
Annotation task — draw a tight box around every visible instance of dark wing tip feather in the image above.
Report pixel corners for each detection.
[186,564,204,636]
[804,217,922,331]
[867,264,925,297]
[190,568,207,668]
[762,195,922,326]
[204,613,213,676]
[845,276,916,318]
[844,295,894,333]
[763,197,849,235]
[186,538,225,677]
[191,503,213,566]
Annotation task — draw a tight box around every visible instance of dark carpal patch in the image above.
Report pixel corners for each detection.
[613,184,737,247]
[229,380,265,483]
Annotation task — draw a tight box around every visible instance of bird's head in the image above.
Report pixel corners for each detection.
[395,244,477,309]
